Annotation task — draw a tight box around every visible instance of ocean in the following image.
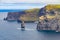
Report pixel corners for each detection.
[0,12,60,40]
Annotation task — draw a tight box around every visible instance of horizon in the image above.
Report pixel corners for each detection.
[0,0,60,12]
[0,3,46,10]
[0,3,47,12]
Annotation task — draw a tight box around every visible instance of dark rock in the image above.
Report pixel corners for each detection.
[17,20,22,23]
[4,18,7,20]
[6,11,26,21]
[38,7,46,17]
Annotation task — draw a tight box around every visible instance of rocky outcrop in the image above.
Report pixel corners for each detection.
[37,4,60,31]
[6,11,26,21]
[5,8,41,22]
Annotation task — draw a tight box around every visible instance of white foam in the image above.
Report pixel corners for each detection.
[56,31,59,32]
[17,28,36,31]
[17,28,21,30]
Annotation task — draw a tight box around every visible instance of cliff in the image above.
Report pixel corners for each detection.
[5,4,60,22]
[5,8,41,22]
[19,8,40,21]
[6,11,26,21]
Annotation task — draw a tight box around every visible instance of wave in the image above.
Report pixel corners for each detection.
[17,28,36,31]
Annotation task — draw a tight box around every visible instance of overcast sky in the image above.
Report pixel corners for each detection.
[0,0,60,9]
[0,0,60,4]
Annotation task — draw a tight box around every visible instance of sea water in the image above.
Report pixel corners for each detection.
[0,12,60,40]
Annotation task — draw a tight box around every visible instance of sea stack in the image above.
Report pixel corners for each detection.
[21,21,25,30]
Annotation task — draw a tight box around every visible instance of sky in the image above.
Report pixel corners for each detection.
[0,3,46,9]
[0,0,60,4]
[0,0,60,9]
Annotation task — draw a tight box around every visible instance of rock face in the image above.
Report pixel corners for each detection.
[6,8,41,22]
[37,4,60,31]
[19,9,40,21]
[6,11,26,21]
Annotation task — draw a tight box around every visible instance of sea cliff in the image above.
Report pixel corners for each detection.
[5,4,60,22]
[5,8,41,22]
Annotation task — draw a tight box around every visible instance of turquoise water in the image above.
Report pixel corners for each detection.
[0,13,60,40]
